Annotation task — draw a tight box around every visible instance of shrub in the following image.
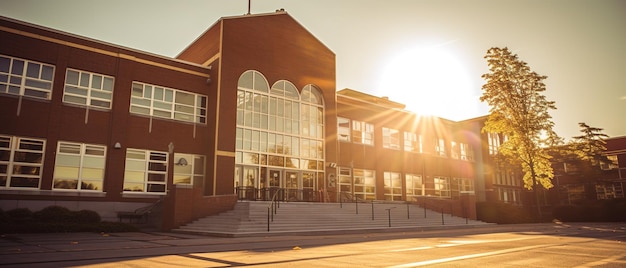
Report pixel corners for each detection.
[71,210,101,224]
[33,206,72,223]
[6,208,33,223]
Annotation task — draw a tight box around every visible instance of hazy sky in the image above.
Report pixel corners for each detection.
[1,0,624,140]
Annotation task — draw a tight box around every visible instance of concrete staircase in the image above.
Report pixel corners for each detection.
[174,201,490,237]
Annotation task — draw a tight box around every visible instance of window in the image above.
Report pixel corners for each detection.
[63,69,114,109]
[235,71,325,193]
[451,141,459,159]
[600,155,619,170]
[488,132,501,155]
[352,120,374,145]
[460,143,473,161]
[403,132,422,153]
[497,187,521,204]
[0,55,55,99]
[53,142,106,191]
[457,178,474,192]
[123,149,168,194]
[354,168,376,200]
[384,171,402,201]
[337,117,350,142]
[405,174,424,197]
[0,135,45,189]
[435,138,446,157]
[130,82,207,124]
[434,177,450,197]
[338,167,352,194]
[383,127,400,149]
[173,153,205,186]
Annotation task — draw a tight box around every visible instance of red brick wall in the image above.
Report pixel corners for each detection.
[412,195,477,220]
[162,185,237,230]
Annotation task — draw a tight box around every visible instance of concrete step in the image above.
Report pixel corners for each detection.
[174,201,489,237]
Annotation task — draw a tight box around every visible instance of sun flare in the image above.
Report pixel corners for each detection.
[378,47,474,120]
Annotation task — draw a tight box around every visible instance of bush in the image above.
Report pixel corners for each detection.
[0,206,137,233]
[71,210,101,224]
[33,206,72,223]
[6,208,33,223]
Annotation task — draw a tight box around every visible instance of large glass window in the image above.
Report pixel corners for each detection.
[384,171,402,201]
[123,149,168,194]
[383,127,400,150]
[488,132,501,155]
[434,177,450,197]
[450,141,459,159]
[352,120,374,145]
[0,135,45,189]
[130,82,207,124]
[63,69,114,109]
[235,71,325,196]
[460,142,473,161]
[0,55,55,99]
[173,153,205,186]
[53,142,106,191]
[354,168,375,200]
[337,117,351,142]
[404,132,422,153]
[405,174,424,198]
[435,138,446,157]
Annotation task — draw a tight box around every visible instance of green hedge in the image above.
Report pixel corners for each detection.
[0,206,138,233]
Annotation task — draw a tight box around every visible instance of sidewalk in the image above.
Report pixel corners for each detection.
[0,224,499,267]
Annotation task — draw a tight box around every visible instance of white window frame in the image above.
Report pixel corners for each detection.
[53,141,106,191]
[173,153,205,186]
[384,171,402,201]
[435,138,446,157]
[434,177,450,197]
[383,127,400,150]
[130,81,208,124]
[405,173,424,197]
[352,120,374,145]
[0,54,55,100]
[63,69,114,109]
[0,135,46,189]
[337,117,351,142]
[123,149,168,194]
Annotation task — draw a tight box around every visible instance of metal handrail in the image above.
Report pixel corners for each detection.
[266,188,284,232]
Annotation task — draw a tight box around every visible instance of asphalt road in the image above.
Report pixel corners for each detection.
[1,222,625,267]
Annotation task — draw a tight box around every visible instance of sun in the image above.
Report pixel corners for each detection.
[378,46,474,120]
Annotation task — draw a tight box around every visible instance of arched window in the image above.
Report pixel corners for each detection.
[235,71,325,200]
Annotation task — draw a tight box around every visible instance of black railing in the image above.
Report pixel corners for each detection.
[235,187,319,202]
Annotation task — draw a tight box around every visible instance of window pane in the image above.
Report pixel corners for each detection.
[102,77,114,91]
[26,63,40,78]
[91,75,102,89]
[0,57,9,72]
[79,72,90,87]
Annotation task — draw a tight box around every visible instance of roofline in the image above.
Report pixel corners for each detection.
[0,15,211,72]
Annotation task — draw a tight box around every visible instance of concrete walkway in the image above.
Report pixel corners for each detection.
[0,224,494,267]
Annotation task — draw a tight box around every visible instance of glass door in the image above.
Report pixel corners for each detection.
[268,169,281,200]
[285,171,300,201]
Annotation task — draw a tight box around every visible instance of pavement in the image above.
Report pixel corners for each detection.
[4,222,620,267]
[0,224,500,267]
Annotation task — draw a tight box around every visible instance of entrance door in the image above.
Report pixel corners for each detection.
[285,171,300,201]
[268,169,282,200]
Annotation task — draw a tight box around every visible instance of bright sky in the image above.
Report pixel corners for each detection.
[1,0,624,140]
